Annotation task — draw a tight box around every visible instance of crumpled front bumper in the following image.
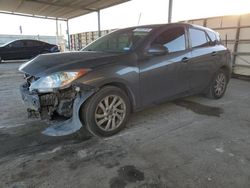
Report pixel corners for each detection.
[20,83,40,112]
[20,83,95,136]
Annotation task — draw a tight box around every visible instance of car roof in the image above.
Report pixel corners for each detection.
[14,39,47,43]
[189,24,216,33]
[119,22,189,30]
[118,22,216,33]
[2,39,49,46]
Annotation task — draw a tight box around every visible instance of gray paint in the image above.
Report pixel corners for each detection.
[19,23,232,136]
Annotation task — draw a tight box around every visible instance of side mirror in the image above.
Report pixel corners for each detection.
[148,44,168,56]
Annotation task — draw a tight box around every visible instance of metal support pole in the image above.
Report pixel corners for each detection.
[56,18,59,45]
[168,0,173,23]
[232,16,241,66]
[66,20,71,50]
[97,10,101,37]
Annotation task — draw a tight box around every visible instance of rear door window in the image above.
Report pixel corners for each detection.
[8,41,24,48]
[34,41,45,47]
[26,41,35,47]
[152,27,186,53]
[27,40,43,47]
[189,28,209,48]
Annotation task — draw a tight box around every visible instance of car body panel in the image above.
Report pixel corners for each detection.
[139,50,191,106]
[20,51,131,77]
[18,23,232,136]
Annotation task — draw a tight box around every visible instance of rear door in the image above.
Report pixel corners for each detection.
[26,40,34,58]
[34,41,49,54]
[187,27,218,93]
[139,26,191,105]
[26,40,48,58]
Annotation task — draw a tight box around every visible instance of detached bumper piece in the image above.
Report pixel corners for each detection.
[20,83,94,136]
[20,83,40,109]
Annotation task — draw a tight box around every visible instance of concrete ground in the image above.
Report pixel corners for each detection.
[0,62,250,188]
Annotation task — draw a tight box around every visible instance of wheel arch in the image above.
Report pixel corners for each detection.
[78,82,133,137]
[78,80,136,123]
[101,82,136,112]
[219,65,231,81]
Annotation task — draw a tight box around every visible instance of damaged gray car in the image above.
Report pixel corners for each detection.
[19,23,231,137]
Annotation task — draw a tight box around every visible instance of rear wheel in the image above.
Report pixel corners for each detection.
[80,86,131,137]
[207,69,228,99]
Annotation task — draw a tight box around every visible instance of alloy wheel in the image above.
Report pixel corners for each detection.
[214,72,226,96]
[94,95,126,131]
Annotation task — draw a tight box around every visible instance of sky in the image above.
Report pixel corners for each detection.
[0,0,250,37]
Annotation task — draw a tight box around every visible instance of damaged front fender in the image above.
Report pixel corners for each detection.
[42,90,94,136]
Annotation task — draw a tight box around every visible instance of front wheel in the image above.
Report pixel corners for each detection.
[80,86,131,137]
[207,69,228,99]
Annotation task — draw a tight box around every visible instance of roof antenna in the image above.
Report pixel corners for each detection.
[137,13,142,25]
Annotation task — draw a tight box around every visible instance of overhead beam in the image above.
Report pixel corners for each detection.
[36,0,59,14]
[55,8,88,18]
[0,0,131,20]
[14,0,25,12]
[26,0,97,12]
[0,11,67,21]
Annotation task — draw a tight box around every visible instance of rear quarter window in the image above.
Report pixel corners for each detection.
[206,30,221,45]
[189,28,209,48]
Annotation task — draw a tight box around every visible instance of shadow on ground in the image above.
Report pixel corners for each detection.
[0,121,92,159]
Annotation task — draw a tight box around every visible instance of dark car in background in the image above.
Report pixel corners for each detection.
[0,39,59,62]
[19,23,231,137]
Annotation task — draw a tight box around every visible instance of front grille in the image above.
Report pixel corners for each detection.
[40,93,58,106]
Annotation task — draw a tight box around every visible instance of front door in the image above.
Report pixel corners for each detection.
[139,26,191,106]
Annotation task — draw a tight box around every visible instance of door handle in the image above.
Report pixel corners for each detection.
[211,51,217,56]
[181,57,189,63]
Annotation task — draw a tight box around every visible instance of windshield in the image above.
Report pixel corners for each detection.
[82,27,153,53]
[0,40,15,47]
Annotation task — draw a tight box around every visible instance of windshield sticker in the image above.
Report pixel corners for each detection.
[133,28,152,32]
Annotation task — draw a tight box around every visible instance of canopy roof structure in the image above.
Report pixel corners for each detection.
[0,0,172,50]
[0,0,130,20]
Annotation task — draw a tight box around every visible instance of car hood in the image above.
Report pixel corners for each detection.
[19,51,126,77]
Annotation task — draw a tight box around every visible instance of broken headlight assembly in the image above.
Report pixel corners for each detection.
[29,69,90,93]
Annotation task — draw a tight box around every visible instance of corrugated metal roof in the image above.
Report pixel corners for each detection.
[0,0,130,20]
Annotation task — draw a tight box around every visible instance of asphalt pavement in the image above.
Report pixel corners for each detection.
[0,62,250,188]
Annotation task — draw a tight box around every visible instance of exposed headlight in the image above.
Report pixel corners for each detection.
[29,69,90,93]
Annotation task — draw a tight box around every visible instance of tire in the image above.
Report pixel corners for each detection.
[80,86,131,137]
[207,69,228,99]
